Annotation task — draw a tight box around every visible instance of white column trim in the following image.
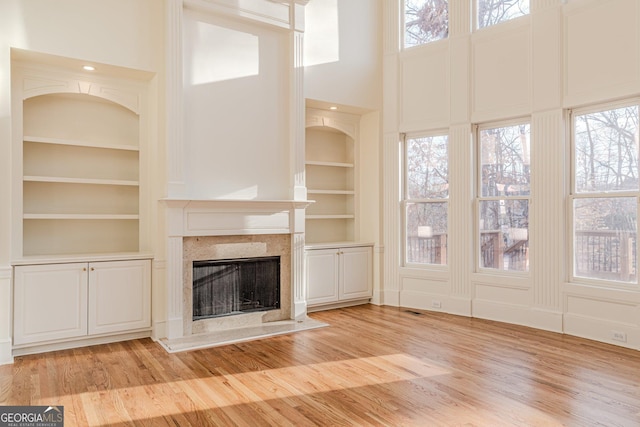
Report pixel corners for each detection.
[166,0,185,197]
[382,132,400,306]
[0,266,13,365]
[531,110,564,310]
[449,124,473,302]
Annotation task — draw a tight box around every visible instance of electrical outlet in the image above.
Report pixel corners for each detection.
[432,300,442,309]
[612,330,627,342]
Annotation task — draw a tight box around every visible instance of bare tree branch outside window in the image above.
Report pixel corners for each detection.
[477,0,529,29]
[405,135,449,265]
[572,105,639,283]
[404,0,448,48]
[478,123,530,272]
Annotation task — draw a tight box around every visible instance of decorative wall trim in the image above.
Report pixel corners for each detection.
[383,0,399,55]
[166,0,185,196]
[532,110,564,309]
[292,30,306,198]
[449,124,473,297]
[16,65,142,114]
[449,0,470,37]
[382,133,400,303]
[0,267,12,365]
[292,232,307,318]
[185,0,292,30]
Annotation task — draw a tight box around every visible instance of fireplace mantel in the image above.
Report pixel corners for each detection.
[162,198,313,340]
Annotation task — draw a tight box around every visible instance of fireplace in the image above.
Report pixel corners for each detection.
[163,199,311,343]
[192,256,281,320]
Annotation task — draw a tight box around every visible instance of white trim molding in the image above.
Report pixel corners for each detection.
[0,266,13,365]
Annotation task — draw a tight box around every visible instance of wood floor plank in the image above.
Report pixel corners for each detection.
[1,305,639,426]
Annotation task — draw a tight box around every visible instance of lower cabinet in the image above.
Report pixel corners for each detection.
[306,244,372,309]
[13,259,151,346]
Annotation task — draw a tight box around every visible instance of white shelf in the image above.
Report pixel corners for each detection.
[307,214,355,220]
[24,214,139,220]
[305,160,354,168]
[308,189,355,195]
[24,176,139,186]
[23,135,139,151]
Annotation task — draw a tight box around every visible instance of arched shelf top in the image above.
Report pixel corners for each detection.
[21,79,141,115]
[305,118,357,140]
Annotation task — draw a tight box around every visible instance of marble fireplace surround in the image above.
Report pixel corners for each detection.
[161,199,323,352]
[184,233,291,336]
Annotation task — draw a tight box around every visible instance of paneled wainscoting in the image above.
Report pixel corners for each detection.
[1,305,639,426]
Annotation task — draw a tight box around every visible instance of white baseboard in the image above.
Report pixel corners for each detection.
[152,320,166,341]
[381,289,400,306]
[0,338,13,365]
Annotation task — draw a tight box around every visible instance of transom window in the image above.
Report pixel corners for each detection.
[477,0,529,29]
[477,120,530,272]
[403,0,449,48]
[571,101,639,285]
[403,133,449,265]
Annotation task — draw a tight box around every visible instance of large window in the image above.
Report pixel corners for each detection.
[403,0,448,48]
[404,133,449,265]
[477,121,530,272]
[477,0,529,29]
[571,102,639,284]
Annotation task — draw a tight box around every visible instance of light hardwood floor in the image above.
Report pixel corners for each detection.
[1,305,639,426]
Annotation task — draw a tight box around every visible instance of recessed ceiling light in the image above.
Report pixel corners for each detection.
[83,65,95,71]
[329,106,338,110]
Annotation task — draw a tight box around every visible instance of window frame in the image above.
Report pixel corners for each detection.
[475,117,531,275]
[568,98,640,288]
[402,130,450,268]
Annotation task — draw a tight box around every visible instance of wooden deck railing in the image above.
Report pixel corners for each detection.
[574,229,636,282]
[408,229,636,282]
[406,234,448,264]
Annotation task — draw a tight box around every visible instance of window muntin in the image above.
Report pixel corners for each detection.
[477,122,530,272]
[571,103,639,284]
[404,0,449,49]
[477,0,529,29]
[404,134,449,265]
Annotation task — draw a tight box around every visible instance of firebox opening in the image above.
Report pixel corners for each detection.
[192,256,281,321]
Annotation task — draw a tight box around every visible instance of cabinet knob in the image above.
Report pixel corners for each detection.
[83,268,87,271]
[91,267,95,271]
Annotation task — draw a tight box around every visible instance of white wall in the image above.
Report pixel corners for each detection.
[384,0,640,350]
[0,0,165,364]
[181,8,291,200]
[304,0,382,111]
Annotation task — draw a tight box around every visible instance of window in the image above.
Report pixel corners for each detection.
[403,0,448,48]
[477,0,529,29]
[477,121,530,272]
[571,102,639,284]
[404,133,449,265]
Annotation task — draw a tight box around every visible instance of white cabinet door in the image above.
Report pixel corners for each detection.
[306,249,340,305]
[339,246,372,300]
[88,260,151,335]
[307,245,373,307]
[13,263,88,345]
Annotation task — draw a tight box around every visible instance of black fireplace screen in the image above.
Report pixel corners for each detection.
[192,256,281,320]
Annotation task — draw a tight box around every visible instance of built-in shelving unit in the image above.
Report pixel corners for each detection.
[21,92,141,257]
[305,111,358,244]
[304,106,373,311]
[10,51,154,356]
